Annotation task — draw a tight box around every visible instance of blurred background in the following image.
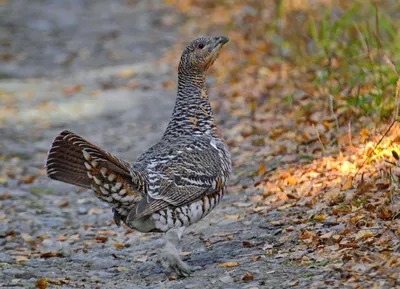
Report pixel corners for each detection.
[0,0,399,288]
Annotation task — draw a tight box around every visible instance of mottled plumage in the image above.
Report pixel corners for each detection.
[46,36,231,276]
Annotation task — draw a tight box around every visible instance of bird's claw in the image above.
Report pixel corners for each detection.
[160,247,193,277]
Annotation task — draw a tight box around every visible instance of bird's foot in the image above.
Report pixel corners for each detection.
[160,242,192,277]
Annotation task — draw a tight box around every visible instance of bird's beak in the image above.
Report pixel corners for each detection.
[215,36,229,46]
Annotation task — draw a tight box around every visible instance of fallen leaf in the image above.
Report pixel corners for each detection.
[114,242,125,249]
[69,234,80,240]
[117,267,128,272]
[355,230,373,241]
[56,200,69,207]
[22,175,36,184]
[21,232,34,243]
[313,214,326,221]
[341,177,353,191]
[62,84,82,95]
[88,208,103,215]
[135,256,147,263]
[40,252,63,258]
[56,235,67,241]
[94,236,108,243]
[258,163,266,176]
[97,230,117,236]
[241,273,254,281]
[16,256,28,262]
[224,215,240,219]
[219,261,239,267]
[35,278,47,289]
[116,68,134,78]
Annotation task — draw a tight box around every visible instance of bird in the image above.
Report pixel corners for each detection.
[45,36,232,277]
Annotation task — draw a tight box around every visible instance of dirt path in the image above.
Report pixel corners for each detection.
[0,1,336,289]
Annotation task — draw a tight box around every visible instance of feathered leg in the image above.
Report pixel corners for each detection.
[160,227,192,277]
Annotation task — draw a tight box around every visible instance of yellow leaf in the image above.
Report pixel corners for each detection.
[257,163,266,176]
[97,230,117,236]
[35,278,47,289]
[224,215,240,219]
[117,267,128,272]
[114,242,125,249]
[117,68,134,79]
[313,214,326,221]
[219,261,239,267]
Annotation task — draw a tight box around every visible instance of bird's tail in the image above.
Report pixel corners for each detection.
[45,130,140,213]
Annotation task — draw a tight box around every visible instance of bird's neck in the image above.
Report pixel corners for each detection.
[164,72,217,137]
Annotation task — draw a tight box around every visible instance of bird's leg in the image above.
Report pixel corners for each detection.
[160,227,192,277]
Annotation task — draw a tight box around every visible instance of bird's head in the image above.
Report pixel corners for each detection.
[179,36,229,76]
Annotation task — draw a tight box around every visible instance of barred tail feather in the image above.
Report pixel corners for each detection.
[45,130,131,188]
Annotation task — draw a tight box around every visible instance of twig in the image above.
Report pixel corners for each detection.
[329,94,339,133]
[348,121,353,147]
[355,119,398,177]
[312,124,325,152]
[382,54,400,121]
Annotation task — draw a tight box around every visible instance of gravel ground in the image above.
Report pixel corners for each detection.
[0,1,336,288]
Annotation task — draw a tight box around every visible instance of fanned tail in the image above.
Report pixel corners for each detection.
[45,130,143,221]
[46,130,132,188]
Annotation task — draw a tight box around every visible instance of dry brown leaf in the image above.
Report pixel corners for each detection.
[355,230,373,241]
[94,236,108,243]
[16,256,28,262]
[21,232,34,243]
[88,208,102,215]
[69,234,80,240]
[56,234,67,241]
[97,230,117,236]
[114,242,125,249]
[22,175,36,184]
[241,273,254,281]
[320,231,334,239]
[40,252,63,258]
[258,163,266,176]
[62,85,82,95]
[341,177,353,191]
[56,200,69,208]
[313,214,326,221]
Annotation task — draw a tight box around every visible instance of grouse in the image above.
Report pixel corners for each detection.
[45,36,232,276]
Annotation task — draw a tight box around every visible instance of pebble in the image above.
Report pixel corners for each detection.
[4,242,20,250]
[3,268,35,279]
[92,258,118,270]
[78,206,89,214]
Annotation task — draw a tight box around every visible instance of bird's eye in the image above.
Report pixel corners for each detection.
[198,43,205,49]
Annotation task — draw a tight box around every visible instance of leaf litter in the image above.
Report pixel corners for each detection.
[163,0,400,287]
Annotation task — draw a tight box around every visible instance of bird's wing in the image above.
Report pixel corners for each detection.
[127,135,231,222]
